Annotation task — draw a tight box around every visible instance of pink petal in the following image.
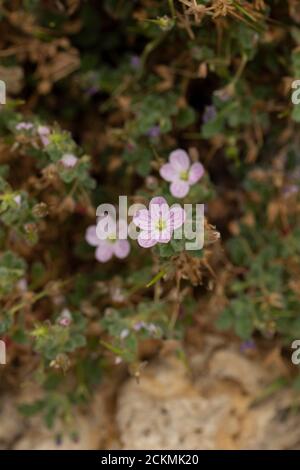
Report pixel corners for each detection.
[96,215,117,240]
[169,149,190,171]
[170,206,186,229]
[170,181,190,198]
[149,197,169,223]
[40,136,50,146]
[85,225,99,246]
[137,231,157,248]
[156,227,172,244]
[159,163,178,182]
[149,196,168,207]
[114,240,130,259]
[189,162,204,185]
[60,153,78,168]
[133,209,151,230]
[95,241,114,262]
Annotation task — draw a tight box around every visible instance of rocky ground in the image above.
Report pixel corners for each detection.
[1,332,300,450]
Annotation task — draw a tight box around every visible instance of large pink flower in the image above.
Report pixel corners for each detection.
[160,149,204,198]
[85,216,130,263]
[133,196,185,248]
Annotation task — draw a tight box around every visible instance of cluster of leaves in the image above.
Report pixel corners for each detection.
[0,0,299,434]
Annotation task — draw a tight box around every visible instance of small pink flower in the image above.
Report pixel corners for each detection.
[13,194,21,205]
[85,216,130,263]
[120,329,129,339]
[37,125,50,146]
[17,278,28,292]
[60,153,78,168]
[133,196,185,248]
[160,149,204,198]
[57,308,72,327]
[16,122,33,131]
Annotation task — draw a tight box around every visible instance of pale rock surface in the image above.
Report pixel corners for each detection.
[116,356,237,450]
[116,346,300,450]
[0,395,25,449]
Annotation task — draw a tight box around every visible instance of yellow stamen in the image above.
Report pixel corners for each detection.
[180,170,189,181]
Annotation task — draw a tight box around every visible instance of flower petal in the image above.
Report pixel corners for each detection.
[170,205,186,229]
[85,225,99,246]
[159,163,178,182]
[96,215,117,240]
[60,153,78,168]
[114,240,130,259]
[149,197,169,224]
[189,162,204,185]
[156,227,172,243]
[95,241,114,262]
[137,231,157,248]
[149,196,168,207]
[133,209,151,230]
[170,180,190,198]
[169,149,190,171]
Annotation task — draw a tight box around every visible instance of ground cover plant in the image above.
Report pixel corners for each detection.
[0,0,300,439]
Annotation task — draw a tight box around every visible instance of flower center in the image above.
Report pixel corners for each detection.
[155,217,167,231]
[107,234,117,243]
[180,170,189,181]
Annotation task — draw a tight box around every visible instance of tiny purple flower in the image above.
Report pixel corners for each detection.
[202,105,217,123]
[130,55,141,70]
[240,339,256,353]
[159,149,204,198]
[85,85,100,97]
[60,153,78,168]
[133,196,185,248]
[147,125,161,139]
[55,435,62,447]
[283,185,299,198]
[85,216,130,263]
[133,321,146,331]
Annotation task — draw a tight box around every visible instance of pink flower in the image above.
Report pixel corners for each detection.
[85,217,130,263]
[17,278,28,292]
[133,196,185,248]
[160,149,204,198]
[60,153,78,168]
[16,122,33,131]
[37,125,50,146]
[13,194,21,205]
[57,308,72,327]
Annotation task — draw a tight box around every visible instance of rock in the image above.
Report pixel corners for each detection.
[116,347,300,450]
[239,391,300,450]
[116,356,239,450]
[0,395,25,449]
[208,349,267,394]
